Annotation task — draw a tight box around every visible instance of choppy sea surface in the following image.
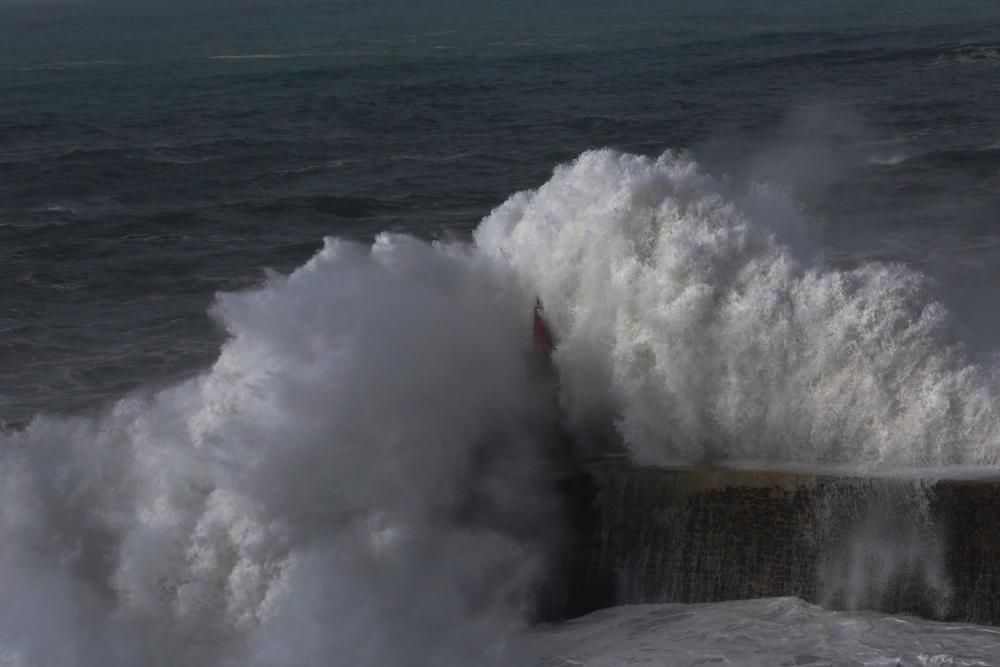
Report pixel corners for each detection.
[3,1,1000,665]
[3,0,1000,425]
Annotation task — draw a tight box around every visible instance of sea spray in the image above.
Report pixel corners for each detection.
[814,477,952,617]
[477,149,1000,468]
[0,235,558,666]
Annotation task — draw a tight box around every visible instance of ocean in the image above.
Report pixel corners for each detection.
[2,0,1000,664]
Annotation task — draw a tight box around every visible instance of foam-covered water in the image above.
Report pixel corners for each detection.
[532,598,1000,666]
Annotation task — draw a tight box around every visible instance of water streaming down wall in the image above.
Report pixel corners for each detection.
[549,460,1000,625]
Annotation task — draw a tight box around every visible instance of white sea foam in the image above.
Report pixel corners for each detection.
[0,235,554,666]
[531,598,1000,666]
[477,149,1000,468]
[208,54,310,61]
[868,152,910,166]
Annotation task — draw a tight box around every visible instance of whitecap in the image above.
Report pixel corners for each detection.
[208,53,311,61]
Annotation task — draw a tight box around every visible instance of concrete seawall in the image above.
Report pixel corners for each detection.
[547,459,1000,625]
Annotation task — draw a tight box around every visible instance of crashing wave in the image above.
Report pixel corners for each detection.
[477,149,1000,468]
[3,149,1000,664]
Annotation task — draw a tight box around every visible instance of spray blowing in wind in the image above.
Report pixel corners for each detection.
[0,234,561,666]
[2,148,1000,665]
[477,149,1000,470]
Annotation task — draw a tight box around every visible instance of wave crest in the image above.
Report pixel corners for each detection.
[477,149,1000,467]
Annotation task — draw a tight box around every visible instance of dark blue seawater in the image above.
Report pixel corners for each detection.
[2,0,1000,425]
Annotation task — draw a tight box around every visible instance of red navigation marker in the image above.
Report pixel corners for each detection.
[533,298,554,354]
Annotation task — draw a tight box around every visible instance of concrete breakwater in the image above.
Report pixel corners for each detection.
[546,459,1000,625]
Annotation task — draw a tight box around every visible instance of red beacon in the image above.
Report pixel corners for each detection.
[533,298,554,355]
